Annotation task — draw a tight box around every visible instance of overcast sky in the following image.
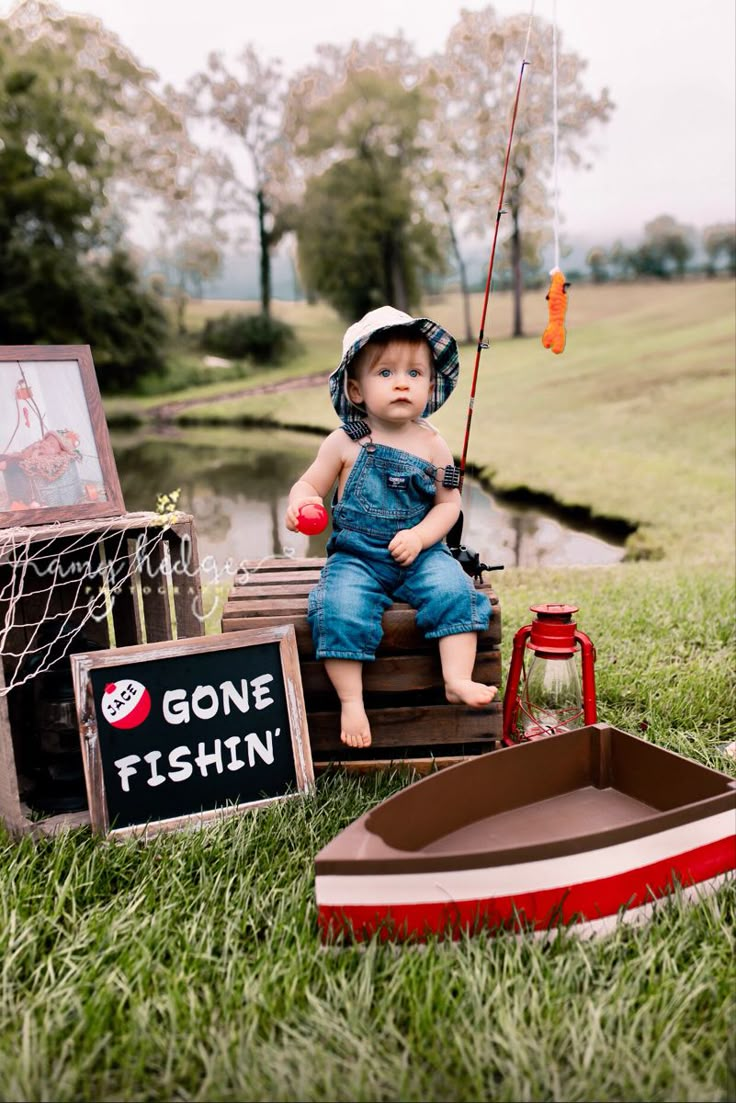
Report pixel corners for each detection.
[5,0,735,241]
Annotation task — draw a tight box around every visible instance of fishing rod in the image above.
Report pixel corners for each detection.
[459,31,534,484]
[448,15,535,579]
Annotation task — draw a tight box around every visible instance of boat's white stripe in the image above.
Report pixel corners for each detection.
[316,809,735,906]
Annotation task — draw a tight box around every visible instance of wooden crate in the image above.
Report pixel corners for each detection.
[221,557,502,770]
[0,511,203,836]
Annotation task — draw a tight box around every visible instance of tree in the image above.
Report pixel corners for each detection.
[297,150,442,319]
[586,247,610,283]
[81,251,170,391]
[186,47,289,317]
[0,10,170,386]
[148,151,231,333]
[283,45,447,316]
[5,0,192,201]
[703,222,736,276]
[608,240,637,281]
[632,215,695,279]
[0,18,104,334]
[426,7,613,337]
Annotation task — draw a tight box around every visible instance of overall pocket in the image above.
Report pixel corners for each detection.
[352,453,435,523]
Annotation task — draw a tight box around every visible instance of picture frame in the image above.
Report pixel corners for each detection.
[0,345,125,528]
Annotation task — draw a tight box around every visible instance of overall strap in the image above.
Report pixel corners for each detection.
[340,419,372,442]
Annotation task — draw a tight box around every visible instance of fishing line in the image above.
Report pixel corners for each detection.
[551,0,561,271]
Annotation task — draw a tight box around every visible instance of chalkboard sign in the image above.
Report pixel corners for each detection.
[70,625,314,838]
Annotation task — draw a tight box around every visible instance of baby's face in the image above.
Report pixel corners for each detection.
[348,340,432,424]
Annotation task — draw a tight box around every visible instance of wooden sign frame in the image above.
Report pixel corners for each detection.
[0,345,125,528]
[71,624,314,839]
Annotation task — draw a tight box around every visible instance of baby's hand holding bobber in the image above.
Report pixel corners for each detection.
[296,502,328,535]
[285,495,324,533]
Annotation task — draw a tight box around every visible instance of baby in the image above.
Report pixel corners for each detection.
[286,305,497,748]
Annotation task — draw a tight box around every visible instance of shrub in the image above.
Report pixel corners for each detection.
[201,312,300,364]
[86,251,170,392]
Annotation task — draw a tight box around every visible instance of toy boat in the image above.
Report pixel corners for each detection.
[315,724,736,941]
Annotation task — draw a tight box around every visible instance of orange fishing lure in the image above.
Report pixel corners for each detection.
[541,269,570,355]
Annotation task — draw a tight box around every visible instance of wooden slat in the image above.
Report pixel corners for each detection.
[228,582,318,599]
[227,585,499,612]
[224,596,314,614]
[167,523,204,639]
[220,614,315,650]
[234,571,323,587]
[226,590,500,612]
[300,650,501,695]
[134,532,174,643]
[239,557,325,571]
[278,627,315,792]
[105,533,143,648]
[307,702,502,753]
[0,661,27,835]
[313,755,490,775]
[0,510,195,551]
[28,809,91,835]
[232,557,499,597]
[222,611,502,652]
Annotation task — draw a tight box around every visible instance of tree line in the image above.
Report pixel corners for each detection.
[1,1,733,391]
[585,218,736,284]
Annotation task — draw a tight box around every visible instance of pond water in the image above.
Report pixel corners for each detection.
[111,426,627,577]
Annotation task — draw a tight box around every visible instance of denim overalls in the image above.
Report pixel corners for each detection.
[307,437,492,661]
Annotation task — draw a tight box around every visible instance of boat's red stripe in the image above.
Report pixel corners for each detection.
[318,836,735,941]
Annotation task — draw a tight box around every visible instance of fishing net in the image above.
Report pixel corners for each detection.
[0,516,177,697]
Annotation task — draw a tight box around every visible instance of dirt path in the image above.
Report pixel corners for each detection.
[150,369,331,421]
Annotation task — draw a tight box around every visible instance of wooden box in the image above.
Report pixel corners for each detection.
[0,511,203,836]
[221,558,502,770]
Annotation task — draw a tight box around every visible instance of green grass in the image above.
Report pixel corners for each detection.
[1,770,734,1102]
[1,279,735,1102]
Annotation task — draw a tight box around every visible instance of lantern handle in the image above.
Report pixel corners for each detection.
[502,622,533,743]
[574,629,597,724]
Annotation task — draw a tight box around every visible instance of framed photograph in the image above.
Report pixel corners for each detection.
[0,345,124,527]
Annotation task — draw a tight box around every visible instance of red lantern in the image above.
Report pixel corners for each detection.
[502,603,597,745]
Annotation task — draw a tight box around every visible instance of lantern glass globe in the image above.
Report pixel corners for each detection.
[522,654,583,739]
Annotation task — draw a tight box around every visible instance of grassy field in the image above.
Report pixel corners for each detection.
[1,280,734,1102]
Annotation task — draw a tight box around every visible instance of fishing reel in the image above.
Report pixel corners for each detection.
[447,512,504,583]
[451,543,504,583]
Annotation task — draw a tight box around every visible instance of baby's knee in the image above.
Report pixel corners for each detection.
[308,567,387,660]
[415,572,491,636]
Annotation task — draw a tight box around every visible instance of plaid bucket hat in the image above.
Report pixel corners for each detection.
[329,305,459,425]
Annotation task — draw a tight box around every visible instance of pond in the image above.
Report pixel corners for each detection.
[111,426,627,577]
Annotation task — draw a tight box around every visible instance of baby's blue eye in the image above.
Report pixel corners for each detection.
[409,369,420,377]
[378,368,392,378]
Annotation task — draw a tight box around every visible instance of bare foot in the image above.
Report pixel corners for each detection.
[339,699,372,748]
[445,679,498,708]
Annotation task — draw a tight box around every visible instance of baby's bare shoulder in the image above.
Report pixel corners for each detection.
[319,427,352,457]
[428,431,455,467]
[318,427,359,472]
